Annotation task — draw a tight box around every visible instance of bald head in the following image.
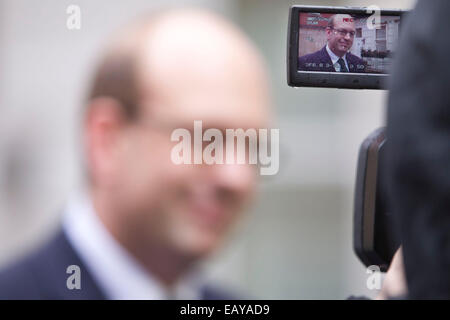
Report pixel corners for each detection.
[88,8,270,126]
[328,14,354,29]
[138,9,270,126]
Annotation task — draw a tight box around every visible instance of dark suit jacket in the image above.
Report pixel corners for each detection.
[298,46,366,73]
[0,228,236,300]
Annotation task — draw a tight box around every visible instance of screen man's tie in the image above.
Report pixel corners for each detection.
[337,58,348,72]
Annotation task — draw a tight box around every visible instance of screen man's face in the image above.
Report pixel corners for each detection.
[326,15,356,57]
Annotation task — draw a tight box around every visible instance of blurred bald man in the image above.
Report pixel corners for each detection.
[0,8,271,300]
[298,14,366,72]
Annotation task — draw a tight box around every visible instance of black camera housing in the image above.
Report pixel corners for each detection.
[353,127,400,271]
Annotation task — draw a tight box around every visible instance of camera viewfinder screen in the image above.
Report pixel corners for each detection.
[297,12,402,74]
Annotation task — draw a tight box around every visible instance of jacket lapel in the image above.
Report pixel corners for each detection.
[29,229,106,300]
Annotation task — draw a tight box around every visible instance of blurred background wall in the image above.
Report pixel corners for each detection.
[0,0,415,299]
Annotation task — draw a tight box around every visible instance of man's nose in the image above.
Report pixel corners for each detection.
[208,163,256,195]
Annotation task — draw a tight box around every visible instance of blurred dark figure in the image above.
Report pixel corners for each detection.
[0,8,271,300]
[386,0,450,299]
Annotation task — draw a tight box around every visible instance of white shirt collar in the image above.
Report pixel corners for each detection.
[62,190,203,300]
[326,44,348,71]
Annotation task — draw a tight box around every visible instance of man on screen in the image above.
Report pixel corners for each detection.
[298,14,366,73]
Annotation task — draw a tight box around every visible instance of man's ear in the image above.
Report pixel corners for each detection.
[84,97,128,187]
[326,27,332,39]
